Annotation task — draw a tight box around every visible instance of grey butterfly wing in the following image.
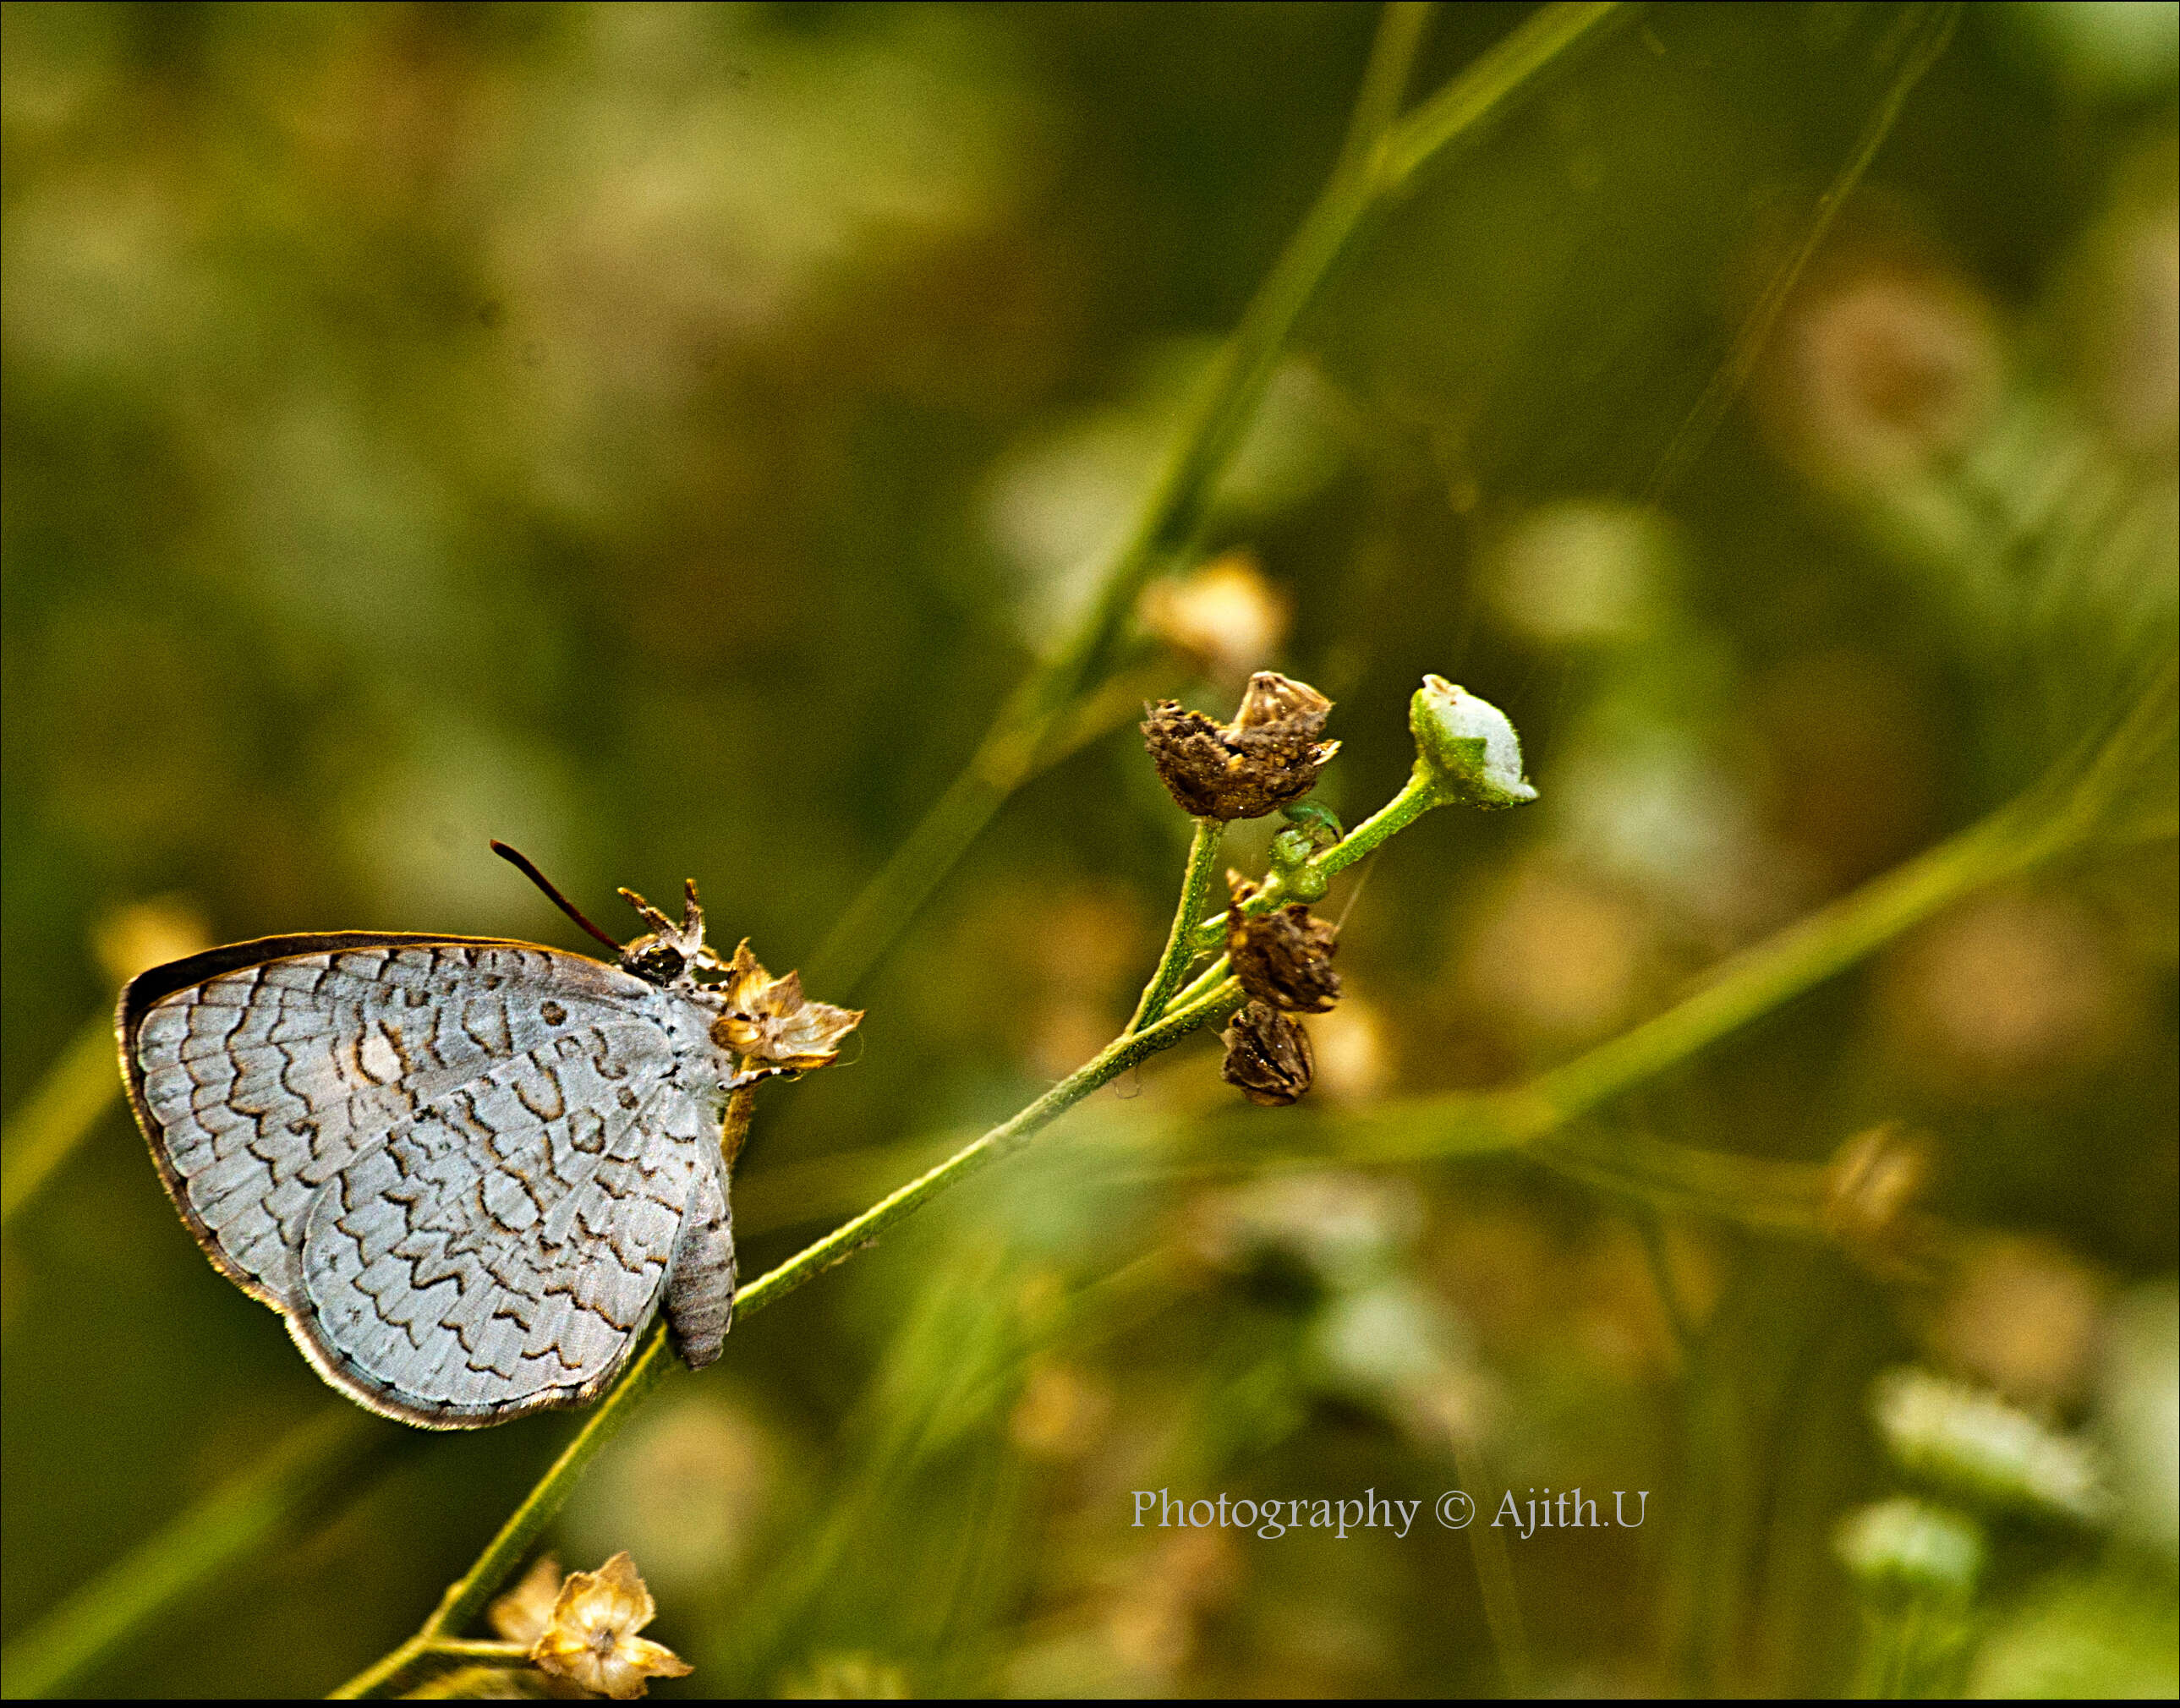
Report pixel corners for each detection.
[293,1022,727,1426]
[120,934,737,1427]
[122,935,636,1308]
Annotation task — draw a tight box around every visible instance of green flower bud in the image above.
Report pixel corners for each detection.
[1835,1497,1986,1606]
[1278,862,1329,904]
[1279,800,1345,845]
[1268,828,1316,871]
[1409,676,1537,807]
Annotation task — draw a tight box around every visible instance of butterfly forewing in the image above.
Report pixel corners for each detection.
[119,933,737,1428]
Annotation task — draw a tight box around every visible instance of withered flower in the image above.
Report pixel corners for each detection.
[527,1552,694,1700]
[489,1554,567,1647]
[1142,671,1339,820]
[710,941,862,1072]
[1225,873,1340,1013]
[1220,1000,1315,1106]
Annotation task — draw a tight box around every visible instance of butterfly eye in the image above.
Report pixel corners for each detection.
[620,938,687,984]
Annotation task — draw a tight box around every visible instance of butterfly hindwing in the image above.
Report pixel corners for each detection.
[293,1023,715,1426]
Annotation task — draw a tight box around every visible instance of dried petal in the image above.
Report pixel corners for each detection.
[529,1552,694,1700]
[489,1555,565,1646]
[1225,874,1339,1013]
[1142,671,1340,820]
[1220,1000,1315,1106]
[1233,671,1330,732]
[709,941,863,1072]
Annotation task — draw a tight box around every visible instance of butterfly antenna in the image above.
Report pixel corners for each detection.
[490,840,625,953]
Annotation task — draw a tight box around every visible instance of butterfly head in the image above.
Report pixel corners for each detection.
[616,880,715,987]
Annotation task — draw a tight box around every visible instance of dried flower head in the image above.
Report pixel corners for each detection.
[528,1552,693,1700]
[1142,671,1339,820]
[710,942,863,1073]
[1225,873,1340,1013]
[1219,999,1315,1106]
[489,1555,567,1647]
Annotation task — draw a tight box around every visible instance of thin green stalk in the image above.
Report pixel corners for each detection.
[417,1640,528,1661]
[1639,2,1963,502]
[332,977,1246,1699]
[1379,0,1628,192]
[0,1410,388,1699]
[1,1010,121,1232]
[1191,768,1443,956]
[809,2,1635,997]
[1164,952,1233,1020]
[1334,804,2047,1163]
[1334,2,1438,179]
[1127,818,1224,1032]
[1634,1207,1698,1359]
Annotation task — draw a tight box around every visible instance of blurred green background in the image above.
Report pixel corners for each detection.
[3,2,2174,1697]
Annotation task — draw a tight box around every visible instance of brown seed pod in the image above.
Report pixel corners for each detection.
[1226,873,1339,1013]
[1220,999,1315,1106]
[1142,671,1339,820]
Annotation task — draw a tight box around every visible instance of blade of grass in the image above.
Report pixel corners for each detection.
[0,1410,392,1699]
[1,1012,121,1234]
[808,2,1635,997]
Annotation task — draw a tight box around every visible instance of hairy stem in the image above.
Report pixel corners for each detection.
[1128,818,1225,1032]
[1191,766,1443,956]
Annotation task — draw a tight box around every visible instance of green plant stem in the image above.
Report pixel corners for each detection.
[718,1082,757,1172]
[1335,2,1438,178]
[331,976,1247,1699]
[1,1010,121,1232]
[808,2,1634,999]
[0,1410,387,1699]
[1378,0,1628,192]
[1191,767,1443,956]
[1443,1432,1532,1697]
[1640,2,1962,501]
[1128,818,1225,1032]
[417,1640,529,1661]
[1339,802,2056,1163]
[1164,952,1234,1020]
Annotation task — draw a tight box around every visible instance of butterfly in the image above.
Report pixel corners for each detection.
[115,845,858,1429]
